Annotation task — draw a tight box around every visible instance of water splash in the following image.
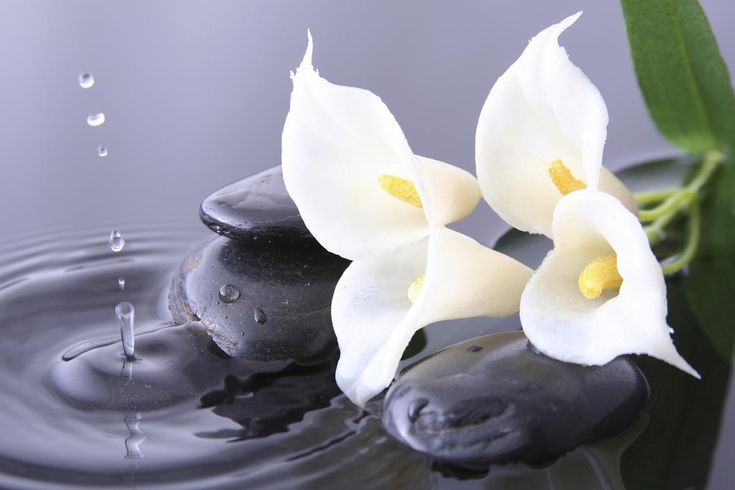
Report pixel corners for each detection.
[61,322,181,361]
[109,230,125,252]
[86,112,106,127]
[218,284,240,303]
[116,302,135,360]
[78,73,94,89]
[98,145,108,157]
[118,277,126,291]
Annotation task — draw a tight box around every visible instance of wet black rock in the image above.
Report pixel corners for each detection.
[200,166,312,242]
[382,331,649,469]
[169,235,350,362]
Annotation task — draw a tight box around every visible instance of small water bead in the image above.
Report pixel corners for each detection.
[118,277,126,290]
[86,112,106,127]
[115,302,135,360]
[218,284,240,303]
[98,145,108,158]
[78,73,94,89]
[109,230,125,252]
[253,307,267,325]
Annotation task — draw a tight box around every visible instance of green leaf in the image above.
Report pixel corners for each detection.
[620,0,735,153]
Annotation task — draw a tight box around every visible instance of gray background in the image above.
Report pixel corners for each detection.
[0,1,733,487]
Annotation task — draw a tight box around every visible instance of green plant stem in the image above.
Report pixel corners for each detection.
[639,190,695,222]
[635,189,677,206]
[662,200,701,275]
[637,151,723,273]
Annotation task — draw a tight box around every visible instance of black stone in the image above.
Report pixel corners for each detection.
[382,331,649,469]
[169,235,350,362]
[200,166,312,242]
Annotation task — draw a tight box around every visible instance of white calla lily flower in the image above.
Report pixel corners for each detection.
[475,12,636,237]
[520,190,699,378]
[333,226,533,405]
[282,33,481,261]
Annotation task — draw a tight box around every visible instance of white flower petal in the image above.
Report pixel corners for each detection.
[282,33,480,260]
[333,227,532,405]
[415,156,482,227]
[599,167,639,215]
[475,12,611,236]
[520,190,698,377]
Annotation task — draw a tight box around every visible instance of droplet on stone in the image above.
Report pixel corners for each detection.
[169,236,349,362]
[98,145,108,157]
[407,398,428,422]
[219,284,241,303]
[253,307,267,324]
[109,230,125,252]
[78,72,94,89]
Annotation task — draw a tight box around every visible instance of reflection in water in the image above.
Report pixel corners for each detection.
[198,358,342,441]
[124,412,145,459]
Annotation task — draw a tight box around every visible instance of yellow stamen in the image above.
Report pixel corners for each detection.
[549,159,586,196]
[578,254,623,299]
[407,274,425,303]
[377,175,423,208]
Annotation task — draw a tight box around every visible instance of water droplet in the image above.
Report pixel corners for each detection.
[117,277,126,290]
[86,112,105,127]
[78,72,94,89]
[115,301,135,360]
[98,145,108,157]
[466,345,482,353]
[109,230,125,252]
[218,284,240,303]
[407,398,429,422]
[253,307,267,324]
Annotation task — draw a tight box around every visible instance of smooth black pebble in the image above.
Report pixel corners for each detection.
[382,331,649,469]
[200,166,312,242]
[169,235,349,362]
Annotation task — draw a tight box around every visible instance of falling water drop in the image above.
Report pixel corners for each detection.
[116,302,135,360]
[253,307,268,324]
[98,145,108,157]
[86,112,106,127]
[109,230,125,252]
[118,277,126,290]
[218,284,240,303]
[78,72,94,89]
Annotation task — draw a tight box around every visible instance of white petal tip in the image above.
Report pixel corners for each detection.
[294,29,315,77]
[652,342,700,379]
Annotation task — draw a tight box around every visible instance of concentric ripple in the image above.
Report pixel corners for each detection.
[0,222,432,489]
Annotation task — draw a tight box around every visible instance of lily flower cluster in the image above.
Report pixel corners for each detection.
[282,13,699,407]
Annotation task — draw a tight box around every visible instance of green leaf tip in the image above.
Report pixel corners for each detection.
[621,0,735,154]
